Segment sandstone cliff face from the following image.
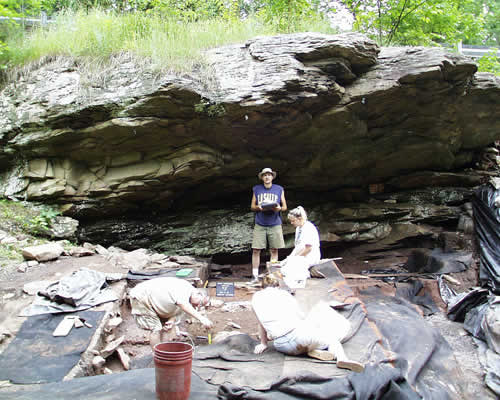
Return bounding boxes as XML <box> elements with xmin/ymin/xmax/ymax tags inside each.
<box><xmin>0</xmin><ymin>32</ymin><xmax>499</xmax><ymax>254</ymax></box>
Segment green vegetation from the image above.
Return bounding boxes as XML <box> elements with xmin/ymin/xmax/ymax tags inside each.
<box><xmin>0</xmin><ymin>199</ymin><xmax>63</xmax><ymax>267</ymax></box>
<box><xmin>338</xmin><ymin>0</ymin><xmax>498</xmax><ymax>76</ymax></box>
<box><xmin>194</xmin><ymin>98</ymin><xmax>226</xmax><ymax>117</ymax></box>
<box><xmin>0</xmin><ymin>243</ymin><xmax>23</xmax><ymax>262</ymax></box>
<box><xmin>1</xmin><ymin>3</ymin><xmax>334</xmax><ymax>74</ymax></box>
<box><xmin>342</xmin><ymin>0</ymin><xmax>490</xmax><ymax>46</ymax></box>
<box><xmin>0</xmin><ymin>199</ymin><xmax>60</xmax><ymax>236</ymax></box>
<box><xmin>8</xmin><ymin>11</ymin><xmax>246</xmax><ymax>69</ymax></box>
<box><xmin>478</xmin><ymin>49</ymin><xmax>500</xmax><ymax>75</ymax></box>
<box><xmin>0</xmin><ymin>1</ymin><xmax>499</xmax><ymax>76</ymax></box>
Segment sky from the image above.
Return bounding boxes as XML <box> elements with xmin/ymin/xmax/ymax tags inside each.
<box><xmin>324</xmin><ymin>1</ymin><xmax>355</xmax><ymax>32</ymax></box>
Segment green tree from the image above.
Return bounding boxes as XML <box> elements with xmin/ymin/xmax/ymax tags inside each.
<box><xmin>340</xmin><ymin>0</ymin><xmax>486</xmax><ymax>46</ymax></box>
<box><xmin>149</xmin><ymin>0</ymin><xmax>225</xmax><ymax>21</ymax></box>
<box><xmin>477</xmin><ymin>49</ymin><xmax>500</xmax><ymax>75</ymax></box>
<box><xmin>0</xmin><ymin>1</ymin><xmax>36</xmax><ymax>69</ymax></box>
<box><xmin>482</xmin><ymin>0</ymin><xmax>499</xmax><ymax>46</ymax></box>
<box><xmin>0</xmin><ymin>0</ymin><xmax>45</xmax><ymax>16</ymax></box>
<box><xmin>254</xmin><ymin>0</ymin><xmax>319</xmax><ymax>33</ymax></box>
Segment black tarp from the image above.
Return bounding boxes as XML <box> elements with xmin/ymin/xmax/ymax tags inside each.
<box><xmin>0</xmin><ymin>259</ymin><xmax>470</xmax><ymax>399</ymax></box>
<box><xmin>403</xmin><ymin>248</ymin><xmax>472</xmax><ymax>274</ymax></box>
<box><xmin>360</xmin><ymin>288</ymin><xmax>466</xmax><ymax>399</ymax></box>
<box><xmin>205</xmin><ymin>261</ymin><xmax>466</xmax><ymax>400</ymax></box>
<box><xmin>0</xmin><ymin>311</ymin><xmax>104</xmax><ymax>384</ymax></box>
<box><xmin>395</xmin><ymin>279</ymin><xmax>440</xmax><ymax>316</ymax></box>
<box><xmin>212</xmin><ymin>286</ymin><xmax>467</xmax><ymax>400</ymax></box>
<box><xmin>0</xmin><ymin>368</ymin><xmax>218</xmax><ymax>400</ymax></box>
<box><xmin>472</xmin><ymin>182</ymin><xmax>500</xmax><ymax>293</ymax></box>
<box><xmin>446</xmin><ymin>287</ymin><xmax>490</xmax><ymax>322</ymax></box>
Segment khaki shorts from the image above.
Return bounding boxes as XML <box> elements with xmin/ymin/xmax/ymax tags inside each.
<box><xmin>252</xmin><ymin>224</ymin><xmax>285</xmax><ymax>249</ymax></box>
<box><xmin>130</xmin><ymin>296</ymin><xmax>179</xmax><ymax>332</ymax></box>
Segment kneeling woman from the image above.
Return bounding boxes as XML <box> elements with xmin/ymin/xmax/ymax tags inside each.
<box><xmin>281</xmin><ymin>206</ymin><xmax>321</xmax><ymax>287</ymax></box>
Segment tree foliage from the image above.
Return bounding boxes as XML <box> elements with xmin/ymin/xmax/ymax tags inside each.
<box><xmin>0</xmin><ymin>0</ymin><xmax>498</xmax><ymax>75</ymax></box>
<box><xmin>478</xmin><ymin>49</ymin><xmax>500</xmax><ymax>75</ymax></box>
<box><xmin>340</xmin><ymin>0</ymin><xmax>487</xmax><ymax>46</ymax></box>
<box><xmin>253</xmin><ymin>0</ymin><xmax>319</xmax><ymax>33</ymax></box>
<box><xmin>483</xmin><ymin>0</ymin><xmax>499</xmax><ymax>46</ymax></box>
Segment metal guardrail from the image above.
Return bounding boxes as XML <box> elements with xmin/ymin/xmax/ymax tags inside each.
<box><xmin>0</xmin><ymin>13</ymin><xmax>54</xmax><ymax>26</ymax></box>
<box><xmin>458</xmin><ymin>41</ymin><xmax>500</xmax><ymax>60</ymax></box>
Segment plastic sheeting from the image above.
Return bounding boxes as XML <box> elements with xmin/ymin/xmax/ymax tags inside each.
<box><xmin>472</xmin><ymin>182</ymin><xmax>500</xmax><ymax>293</ymax></box>
<box><xmin>219</xmin><ymin>364</ymin><xmax>421</xmax><ymax>400</ymax></box>
<box><xmin>476</xmin><ymin>337</ymin><xmax>500</xmax><ymax>396</ymax></box>
<box><xmin>446</xmin><ymin>287</ymin><xmax>490</xmax><ymax>322</ymax></box>
<box><xmin>213</xmin><ymin>288</ymin><xmax>466</xmax><ymax>400</ymax></box>
<box><xmin>0</xmin><ymin>311</ymin><xmax>104</xmax><ymax>384</ymax></box>
<box><xmin>204</xmin><ymin>260</ymin><xmax>466</xmax><ymax>400</ymax></box>
<box><xmin>403</xmin><ymin>248</ymin><xmax>472</xmax><ymax>274</ymax></box>
<box><xmin>20</xmin><ymin>268</ymin><xmax>118</xmax><ymax>316</ymax></box>
<box><xmin>0</xmin><ymin>368</ymin><xmax>217</xmax><ymax>400</ymax></box>
<box><xmin>395</xmin><ymin>279</ymin><xmax>440</xmax><ymax>316</ymax></box>
<box><xmin>440</xmin><ymin>279</ymin><xmax>500</xmax><ymax>397</ymax></box>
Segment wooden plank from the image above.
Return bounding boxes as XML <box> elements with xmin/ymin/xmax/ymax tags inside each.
<box><xmin>344</xmin><ymin>274</ymin><xmax>369</xmax><ymax>280</ymax></box>
<box><xmin>74</xmin><ymin>318</ymin><xmax>84</xmax><ymax>328</ymax></box>
<box><xmin>442</xmin><ymin>275</ymin><xmax>461</xmax><ymax>285</ymax></box>
<box><xmin>365</xmin><ymin>272</ymin><xmax>434</xmax><ymax>278</ymax></box>
<box><xmin>344</xmin><ymin>272</ymin><xmax>438</xmax><ymax>279</ymax></box>
<box><xmin>116</xmin><ymin>348</ymin><xmax>130</xmax><ymax>371</ymax></box>
<box><xmin>53</xmin><ymin>316</ymin><xmax>74</xmax><ymax>337</ymax></box>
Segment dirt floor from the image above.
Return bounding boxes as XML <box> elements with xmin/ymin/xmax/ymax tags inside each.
<box><xmin>0</xmin><ymin>236</ymin><xmax>496</xmax><ymax>399</ymax></box>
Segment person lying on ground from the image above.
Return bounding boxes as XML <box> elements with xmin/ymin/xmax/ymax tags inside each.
<box><xmin>251</xmin><ymin>273</ymin><xmax>364</xmax><ymax>372</ymax></box>
<box><xmin>279</xmin><ymin>206</ymin><xmax>321</xmax><ymax>287</ymax></box>
<box><xmin>129</xmin><ymin>277</ymin><xmax>213</xmax><ymax>349</ymax></box>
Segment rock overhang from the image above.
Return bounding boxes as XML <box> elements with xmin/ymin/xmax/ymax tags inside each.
<box><xmin>0</xmin><ymin>32</ymin><xmax>498</xmax><ymax>219</ymax></box>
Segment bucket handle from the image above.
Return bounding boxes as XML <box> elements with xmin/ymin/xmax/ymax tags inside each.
<box><xmin>178</xmin><ymin>333</ymin><xmax>196</xmax><ymax>354</ymax></box>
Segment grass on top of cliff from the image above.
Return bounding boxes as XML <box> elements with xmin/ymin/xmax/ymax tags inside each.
<box><xmin>6</xmin><ymin>9</ymin><xmax>336</xmax><ymax>75</ymax></box>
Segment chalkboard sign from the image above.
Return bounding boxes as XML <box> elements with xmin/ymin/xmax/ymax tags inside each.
<box><xmin>216</xmin><ymin>282</ymin><xmax>235</xmax><ymax>297</ymax></box>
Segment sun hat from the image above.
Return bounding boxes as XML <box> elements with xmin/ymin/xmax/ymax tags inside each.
<box><xmin>258</xmin><ymin>167</ymin><xmax>277</xmax><ymax>179</ymax></box>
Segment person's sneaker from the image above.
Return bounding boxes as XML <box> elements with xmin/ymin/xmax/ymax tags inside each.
<box><xmin>307</xmin><ymin>349</ymin><xmax>334</xmax><ymax>361</ymax></box>
<box><xmin>337</xmin><ymin>360</ymin><xmax>365</xmax><ymax>372</ymax></box>
<box><xmin>247</xmin><ymin>277</ymin><xmax>260</xmax><ymax>286</ymax></box>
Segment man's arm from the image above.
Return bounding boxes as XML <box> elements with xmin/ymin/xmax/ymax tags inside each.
<box><xmin>280</xmin><ymin>191</ymin><xmax>287</xmax><ymax>212</ymax></box>
<box><xmin>251</xmin><ymin>193</ymin><xmax>262</xmax><ymax>212</ymax></box>
<box><xmin>178</xmin><ymin>303</ymin><xmax>213</xmax><ymax>329</ymax></box>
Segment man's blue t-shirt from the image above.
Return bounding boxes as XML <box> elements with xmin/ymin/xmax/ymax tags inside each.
<box><xmin>253</xmin><ymin>184</ymin><xmax>283</xmax><ymax>227</ymax></box>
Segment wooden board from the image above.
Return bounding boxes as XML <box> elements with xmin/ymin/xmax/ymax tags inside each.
<box><xmin>52</xmin><ymin>316</ymin><xmax>74</xmax><ymax>337</ymax></box>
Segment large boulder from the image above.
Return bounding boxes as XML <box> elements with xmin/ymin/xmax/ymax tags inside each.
<box><xmin>22</xmin><ymin>243</ymin><xmax>65</xmax><ymax>262</ymax></box>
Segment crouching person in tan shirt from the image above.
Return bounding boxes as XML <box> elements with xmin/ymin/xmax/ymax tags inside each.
<box><xmin>129</xmin><ymin>277</ymin><xmax>213</xmax><ymax>349</ymax></box>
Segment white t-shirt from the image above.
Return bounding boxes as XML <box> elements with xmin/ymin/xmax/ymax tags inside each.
<box><xmin>291</xmin><ymin>220</ymin><xmax>321</xmax><ymax>266</ymax></box>
<box><xmin>252</xmin><ymin>287</ymin><xmax>303</xmax><ymax>339</ymax></box>
<box><xmin>130</xmin><ymin>277</ymin><xmax>194</xmax><ymax>318</ymax></box>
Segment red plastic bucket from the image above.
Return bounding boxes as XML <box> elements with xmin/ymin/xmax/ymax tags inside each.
<box><xmin>153</xmin><ymin>342</ymin><xmax>193</xmax><ymax>400</ymax></box>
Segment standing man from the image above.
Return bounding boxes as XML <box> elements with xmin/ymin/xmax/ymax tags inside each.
<box><xmin>250</xmin><ymin>167</ymin><xmax>287</xmax><ymax>282</ymax></box>
<box><xmin>129</xmin><ymin>277</ymin><xmax>213</xmax><ymax>349</ymax></box>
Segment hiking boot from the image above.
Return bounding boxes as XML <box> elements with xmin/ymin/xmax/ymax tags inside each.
<box><xmin>307</xmin><ymin>349</ymin><xmax>334</xmax><ymax>361</ymax></box>
<box><xmin>337</xmin><ymin>359</ymin><xmax>365</xmax><ymax>373</ymax></box>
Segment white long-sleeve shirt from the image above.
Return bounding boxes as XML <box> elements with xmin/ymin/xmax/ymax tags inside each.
<box><xmin>290</xmin><ymin>220</ymin><xmax>321</xmax><ymax>266</ymax></box>
<box><xmin>252</xmin><ymin>287</ymin><xmax>303</xmax><ymax>339</ymax></box>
